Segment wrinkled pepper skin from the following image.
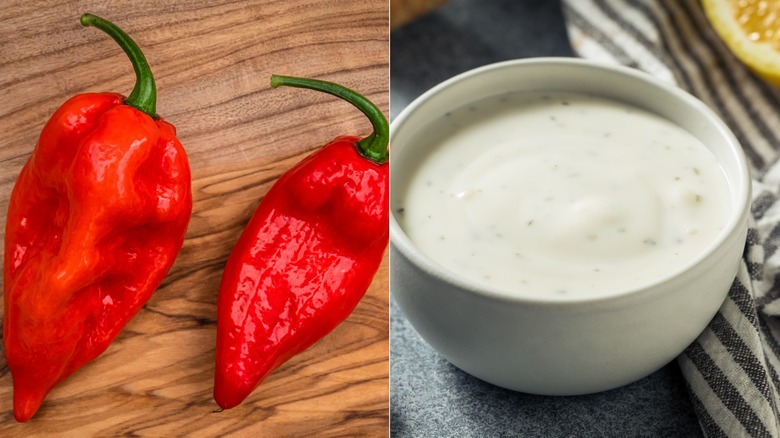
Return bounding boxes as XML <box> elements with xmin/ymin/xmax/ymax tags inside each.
<box><xmin>214</xmin><ymin>76</ymin><xmax>389</xmax><ymax>410</ymax></box>
<box><xmin>3</xmin><ymin>15</ymin><xmax>192</xmax><ymax>422</ymax></box>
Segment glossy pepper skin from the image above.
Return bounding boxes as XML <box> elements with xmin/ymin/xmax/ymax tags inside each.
<box><xmin>213</xmin><ymin>76</ymin><xmax>389</xmax><ymax>409</ymax></box>
<box><xmin>3</xmin><ymin>14</ymin><xmax>191</xmax><ymax>422</ymax></box>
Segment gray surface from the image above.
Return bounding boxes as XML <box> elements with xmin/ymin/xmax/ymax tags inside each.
<box><xmin>389</xmin><ymin>0</ymin><xmax>703</xmax><ymax>436</ymax></box>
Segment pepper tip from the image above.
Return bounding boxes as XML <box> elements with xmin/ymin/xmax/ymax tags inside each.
<box><xmin>13</xmin><ymin>389</ymin><xmax>45</xmax><ymax>423</ymax></box>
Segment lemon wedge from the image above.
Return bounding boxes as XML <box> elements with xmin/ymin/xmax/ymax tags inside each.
<box><xmin>702</xmin><ymin>0</ymin><xmax>780</xmax><ymax>86</ymax></box>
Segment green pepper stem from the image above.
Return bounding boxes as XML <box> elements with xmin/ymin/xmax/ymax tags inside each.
<box><xmin>80</xmin><ymin>13</ymin><xmax>157</xmax><ymax>118</ymax></box>
<box><xmin>270</xmin><ymin>75</ymin><xmax>389</xmax><ymax>164</ymax></box>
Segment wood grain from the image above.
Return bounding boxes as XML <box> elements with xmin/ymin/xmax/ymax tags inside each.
<box><xmin>0</xmin><ymin>1</ymin><xmax>389</xmax><ymax>435</ymax></box>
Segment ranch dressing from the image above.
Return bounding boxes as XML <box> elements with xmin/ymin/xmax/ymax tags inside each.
<box><xmin>395</xmin><ymin>92</ymin><xmax>732</xmax><ymax>298</ymax></box>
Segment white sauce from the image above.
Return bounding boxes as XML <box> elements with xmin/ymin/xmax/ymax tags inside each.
<box><xmin>396</xmin><ymin>92</ymin><xmax>732</xmax><ymax>298</ymax></box>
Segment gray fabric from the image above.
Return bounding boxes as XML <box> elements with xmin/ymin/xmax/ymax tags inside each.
<box><xmin>562</xmin><ymin>0</ymin><xmax>780</xmax><ymax>436</ymax></box>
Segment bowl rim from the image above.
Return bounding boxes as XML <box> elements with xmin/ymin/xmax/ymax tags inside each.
<box><xmin>389</xmin><ymin>57</ymin><xmax>752</xmax><ymax>306</ymax></box>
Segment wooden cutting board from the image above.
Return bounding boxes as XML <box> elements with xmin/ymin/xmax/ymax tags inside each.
<box><xmin>0</xmin><ymin>1</ymin><xmax>389</xmax><ymax>435</ymax></box>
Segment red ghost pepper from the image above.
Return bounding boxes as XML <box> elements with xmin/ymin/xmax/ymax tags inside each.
<box><xmin>3</xmin><ymin>14</ymin><xmax>191</xmax><ymax>422</ymax></box>
<box><xmin>213</xmin><ymin>75</ymin><xmax>388</xmax><ymax>409</ymax></box>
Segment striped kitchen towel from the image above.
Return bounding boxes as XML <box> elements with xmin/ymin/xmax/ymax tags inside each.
<box><xmin>562</xmin><ymin>0</ymin><xmax>780</xmax><ymax>436</ymax></box>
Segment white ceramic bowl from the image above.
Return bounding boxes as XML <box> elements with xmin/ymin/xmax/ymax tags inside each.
<box><xmin>390</xmin><ymin>58</ymin><xmax>751</xmax><ymax>395</ymax></box>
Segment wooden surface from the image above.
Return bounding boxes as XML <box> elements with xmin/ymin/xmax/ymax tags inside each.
<box><xmin>0</xmin><ymin>1</ymin><xmax>388</xmax><ymax>436</ymax></box>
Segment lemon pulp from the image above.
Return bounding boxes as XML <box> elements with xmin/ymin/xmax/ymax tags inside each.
<box><xmin>703</xmin><ymin>0</ymin><xmax>780</xmax><ymax>86</ymax></box>
<box><xmin>734</xmin><ymin>0</ymin><xmax>780</xmax><ymax>49</ymax></box>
